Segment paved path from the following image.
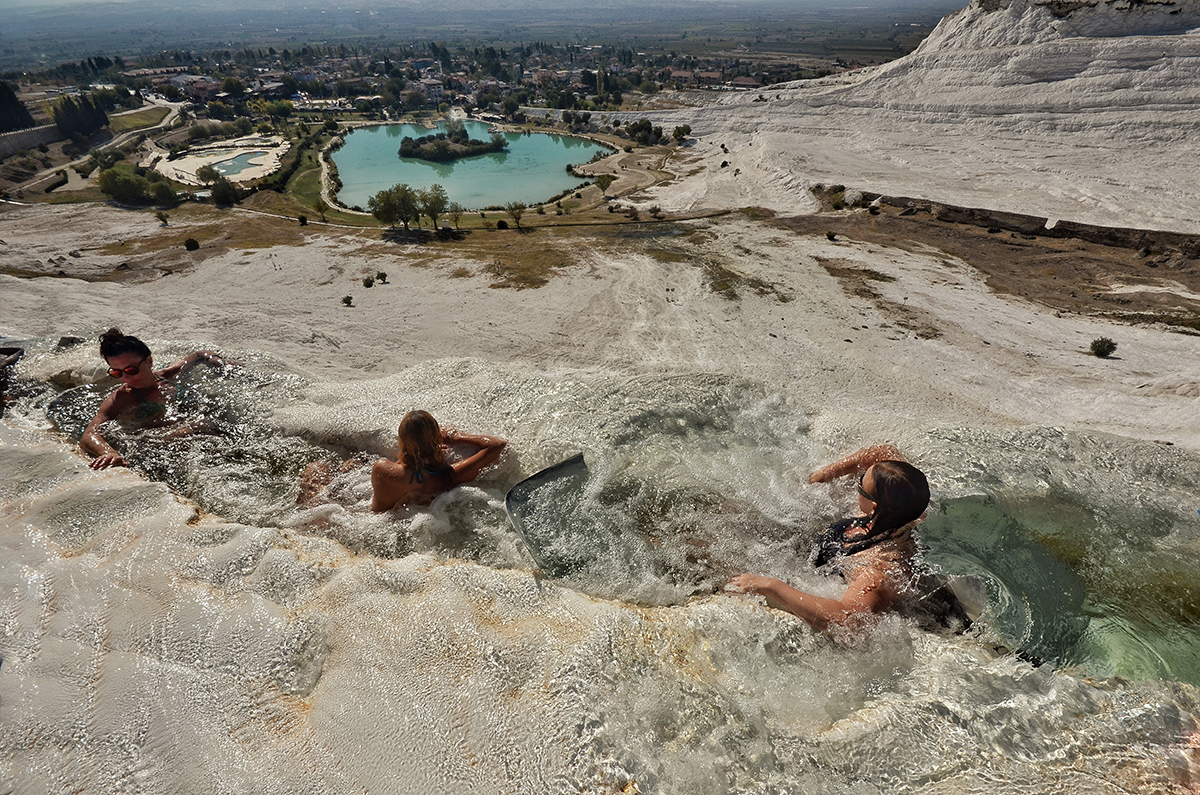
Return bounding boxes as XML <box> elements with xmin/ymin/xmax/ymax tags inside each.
<box><xmin>20</xmin><ymin>100</ymin><xmax>184</xmax><ymax>192</ymax></box>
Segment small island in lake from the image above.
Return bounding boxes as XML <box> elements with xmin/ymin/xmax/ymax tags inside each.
<box><xmin>399</xmin><ymin>119</ymin><xmax>508</xmax><ymax>162</ymax></box>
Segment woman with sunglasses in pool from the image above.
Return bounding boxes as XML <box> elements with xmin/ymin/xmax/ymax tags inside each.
<box><xmin>726</xmin><ymin>444</ymin><xmax>937</xmax><ymax>631</ymax></box>
<box><xmin>81</xmin><ymin>328</ymin><xmax>235</xmax><ymax>470</ymax></box>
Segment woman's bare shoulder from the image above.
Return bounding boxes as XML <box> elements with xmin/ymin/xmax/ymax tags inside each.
<box><xmin>100</xmin><ymin>385</ymin><xmax>140</xmax><ymax>416</ymax></box>
<box><xmin>372</xmin><ymin>458</ymin><xmax>405</xmax><ymax>479</ymax></box>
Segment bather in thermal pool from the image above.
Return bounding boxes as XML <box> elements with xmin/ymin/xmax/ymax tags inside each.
<box><xmin>2</xmin><ymin>336</ymin><xmax>1198</xmax><ymax>793</ymax></box>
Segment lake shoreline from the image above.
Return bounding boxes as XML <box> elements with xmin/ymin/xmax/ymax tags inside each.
<box><xmin>328</xmin><ymin>118</ymin><xmax>613</xmax><ymax>211</ymax></box>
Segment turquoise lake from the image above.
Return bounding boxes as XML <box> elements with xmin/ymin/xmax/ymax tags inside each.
<box><xmin>213</xmin><ymin>151</ymin><xmax>267</xmax><ymax>176</ymax></box>
<box><xmin>332</xmin><ymin>120</ymin><xmax>611</xmax><ymax>210</ymax></box>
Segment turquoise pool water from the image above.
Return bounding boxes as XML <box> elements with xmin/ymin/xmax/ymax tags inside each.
<box><xmin>211</xmin><ymin>151</ymin><xmax>268</xmax><ymax>176</ymax></box>
<box><xmin>332</xmin><ymin>120</ymin><xmax>610</xmax><ymax>210</ymax></box>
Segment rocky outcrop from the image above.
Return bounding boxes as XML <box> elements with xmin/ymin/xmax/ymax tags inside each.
<box><xmin>915</xmin><ymin>0</ymin><xmax>1200</xmax><ymax>50</ymax></box>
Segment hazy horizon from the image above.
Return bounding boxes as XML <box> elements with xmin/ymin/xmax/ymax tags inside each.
<box><xmin>2</xmin><ymin>0</ymin><xmax>965</xmax><ymax>74</ymax></box>
<box><xmin>0</xmin><ymin>0</ymin><xmax>964</xmax><ymax>8</ymax></box>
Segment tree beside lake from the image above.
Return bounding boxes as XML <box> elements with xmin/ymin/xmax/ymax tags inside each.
<box><xmin>369</xmin><ymin>183</ymin><xmax>421</xmax><ymax>230</ymax></box>
<box><xmin>420</xmin><ymin>185</ymin><xmax>449</xmax><ymax>229</ymax></box>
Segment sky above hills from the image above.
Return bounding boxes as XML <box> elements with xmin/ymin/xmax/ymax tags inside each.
<box><xmin>1</xmin><ymin>0</ymin><xmax>962</xmax><ymax>8</ymax></box>
<box><xmin>1</xmin><ymin>0</ymin><xmax>966</xmax><ymax>24</ymax></box>
<box><xmin>2</xmin><ymin>0</ymin><xmax>965</xmax><ymax>73</ymax></box>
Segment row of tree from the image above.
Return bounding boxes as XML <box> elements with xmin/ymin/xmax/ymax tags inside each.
<box><xmin>194</xmin><ymin>165</ymin><xmax>243</xmax><ymax>205</ymax></box>
<box><xmin>52</xmin><ymin>94</ymin><xmax>108</xmax><ymax>138</ymax></box>
<box><xmin>0</xmin><ymin>81</ymin><xmax>35</xmax><ymax>132</ymax></box>
<box><xmin>368</xmin><ymin>183</ymin><xmax>462</xmax><ymax>231</ymax></box>
<box><xmin>97</xmin><ymin>167</ymin><xmax>177</xmax><ymax>206</ymax></box>
<box><xmin>398</xmin><ymin>130</ymin><xmax>506</xmax><ymax>162</ymax></box>
<box><xmin>96</xmin><ymin>162</ymin><xmax>241</xmax><ymax>207</ymax></box>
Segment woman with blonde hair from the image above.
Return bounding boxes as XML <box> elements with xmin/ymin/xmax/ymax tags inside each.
<box><xmin>300</xmin><ymin>410</ymin><xmax>506</xmax><ymax>512</ymax></box>
<box><xmin>369</xmin><ymin>410</ymin><xmax>506</xmax><ymax>511</ymax></box>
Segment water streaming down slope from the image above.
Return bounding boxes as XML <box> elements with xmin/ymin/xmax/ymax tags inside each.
<box><xmin>2</xmin><ymin>339</ymin><xmax>1199</xmax><ymax>793</ymax></box>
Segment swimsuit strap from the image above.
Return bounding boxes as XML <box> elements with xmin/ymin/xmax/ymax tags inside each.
<box><xmin>839</xmin><ymin>521</ymin><xmax>910</xmax><ymax>557</ymax></box>
<box><xmin>409</xmin><ymin>466</ymin><xmax>445</xmax><ymax>485</ymax></box>
<box><xmin>812</xmin><ymin>516</ymin><xmax>910</xmax><ymax>568</ymax></box>
<box><xmin>129</xmin><ymin>375</ymin><xmax>167</xmax><ymax>393</ymax></box>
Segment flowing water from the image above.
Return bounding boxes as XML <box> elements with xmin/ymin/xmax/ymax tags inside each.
<box><xmin>332</xmin><ymin>120</ymin><xmax>610</xmax><ymax>210</ymax></box>
<box><xmin>2</xmin><ymin>336</ymin><xmax>1199</xmax><ymax>793</ymax></box>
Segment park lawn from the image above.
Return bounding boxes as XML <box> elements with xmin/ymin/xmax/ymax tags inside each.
<box><xmin>109</xmin><ymin>106</ymin><xmax>171</xmax><ymax>134</ymax></box>
<box><xmin>241</xmin><ymin>188</ymin><xmax>373</xmax><ymax>227</ymax></box>
<box><xmin>41</xmin><ymin>185</ymin><xmax>109</xmax><ymax>204</ymax></box>
<box><xmin>287</xmin><ymin>151</ymin><xmax>323</xmax><ymax>204</ymax></box>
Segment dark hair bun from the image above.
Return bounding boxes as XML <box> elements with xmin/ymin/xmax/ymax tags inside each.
<box><xmin>98</xmin><ymin>328</ymin><xmax>151</xmax><ymax>360</ymax></box>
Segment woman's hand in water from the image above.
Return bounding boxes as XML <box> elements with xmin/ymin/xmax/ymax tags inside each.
<box><xmin>202</xmin><ymin>351</ymin><xmax>241</xmax><ymax>368</ymax></box>
<box><xmin>162</xmin><ymin>350</ymin><xmax>241</xmax><ymax>379</ymax></box>
<box><xmin>724</xmin><ymin>573</ymin><xmax>776</xmax><ymax>595</ymax></box>
<box><xmin>808</xmin><ymin>464</ymin><xmax>836</xmax><ymax>484</ymax></box>
<box><xmin>89</xmin><ymin>451</ymin><xmax>128</xmax><ymax>469</ymax></box>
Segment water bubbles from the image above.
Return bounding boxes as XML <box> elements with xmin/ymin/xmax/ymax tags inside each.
<box><xmin>8</xmin><ymin>340</ymin><xmax>1200</xmax><ymax>792</ymax></box>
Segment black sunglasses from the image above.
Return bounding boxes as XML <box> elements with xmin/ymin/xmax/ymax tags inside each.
<box><xmin>856</xmin><ymin>469</ymin><xmax>876</xmax><ymax>502</ymax></box>
<box><xmin>107</xmin><ymin>357</ymin><xmax>147</xmax><ymax>378</ymax></box>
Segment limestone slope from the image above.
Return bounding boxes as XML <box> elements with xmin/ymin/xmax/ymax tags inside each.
<box><xmin>646</xmin><ymin>0</ymin><xmax>1200</xmax><ymax>233</ymax></box>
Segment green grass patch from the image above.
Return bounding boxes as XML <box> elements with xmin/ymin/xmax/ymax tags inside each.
<box><xmin>39</xmin><ymin>185</ymin><xmax>108</xmax><ymax>204</ymax></box>
<box><xmin>647</xmin><ymin>248</ymin><xmax>689</xmax><ymax>263</ymax></box>
<box><xmin>737</xmin><ymin>207</ymin><xmax>777</xmax><ymax>220</ymax></box>
<box><xmin>288</xmin><ymin>155</ymin><xmax>323</xmax><ymax>204</ymax></box>
<box><xmin>700</xmin><ymin>259</ymin><xmax>787</xmax><ymax>301</ymax></box>
<box><xmin>240</xmin><ymin>189</ymin><xmax>372</xmax><ymax>227</ymax></box>
<box><xmin>94</xmin><ymin>204</ymin><xmax>327</xmax><ymax>256</ymax></box>
<box><xmin>109</xmin><ymin>106</ymin><xmax>170</xmax><ymax>134</ymax></box>
<box><xmin>859</xmin><ymin>268</ymin><xmax>897</xmax><ymax>283</ymax></box>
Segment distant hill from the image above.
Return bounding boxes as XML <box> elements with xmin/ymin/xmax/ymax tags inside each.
<box><xmin>2</xmin><ymin>0</ymin><xmax>964</xmax><ymax>69</ymax></box>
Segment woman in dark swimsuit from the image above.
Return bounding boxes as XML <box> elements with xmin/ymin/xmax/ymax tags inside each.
<box><xmin>81</xmin><ymin>328</ymin><xmax>233</xmax><ymax>469</ymax></box>
<box><xmin>726</xmin><ymin>444</ymin><xmax>937</xmax><ymax>631</ymax></box>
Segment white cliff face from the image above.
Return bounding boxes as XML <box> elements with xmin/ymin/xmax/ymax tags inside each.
<box><xmin>647</xmin><ymin>0</ymin><xmax>1200</xmax><ymax>232</ymax></box>
<box><xmin>915</xmin><ymin>0</ymin><xmax>1200</xmax><ymax>50</ymax></box>
<box><xmin>846</xmin><ymin>0</ymin><xmax>1200</xmax><ymax>116</ymax></box>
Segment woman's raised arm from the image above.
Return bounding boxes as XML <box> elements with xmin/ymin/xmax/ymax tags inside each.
<box><xmin>446</xmin><ymin>432</ymin><xmax>507</xmax><ymax>486</ymax></box>
<box><xmin>808</xmin><ymin>443</ymin><xmax>904</xmax><ymax>484</ymax></box>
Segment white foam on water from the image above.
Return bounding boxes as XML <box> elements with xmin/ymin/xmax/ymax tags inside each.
<box><xmin>3</xmin><ymin>348</ymin><xmax>1200</xmax><ymax>793</ymax></box>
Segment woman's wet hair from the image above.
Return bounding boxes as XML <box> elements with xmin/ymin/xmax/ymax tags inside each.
<box><xmin>99</xmin><ymin>328</ymin><xmax>151</xmax><ymax>361</ymax></box>
<box><xmin>398</xmin><ymin>410</ymin><xmax>446</xmax><ymax>472</ymax></box>
<box><xmin>868</xmin><ymin>460</ymin><xmax>930</xmax><ymax>533</ymax></box>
